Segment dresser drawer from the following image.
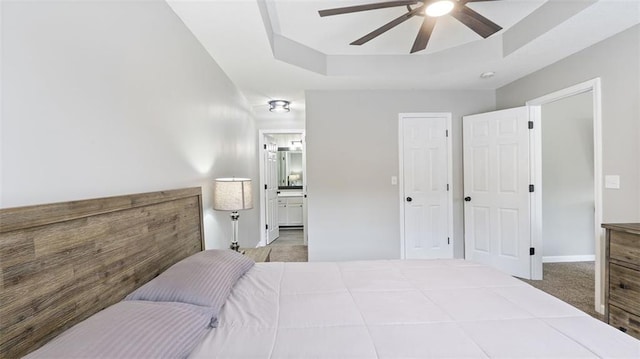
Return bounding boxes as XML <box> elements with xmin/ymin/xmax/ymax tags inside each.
<box><xmin>609</xmin><ymin>305</ymin><xmax>640</xmax><ymax>339</ymax></box>
<box><xmin>609</xmin><ymin>263</ymin><xmax>640</xmax><ymax>314</ymax></box>
<box><xmin>610</xmin><ymin>230</ymin><xmax>640</xmax><ymax>264</ymax></box>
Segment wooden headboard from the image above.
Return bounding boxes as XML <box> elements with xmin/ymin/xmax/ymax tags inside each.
<box><xmin>0</xmin><ymin>187</ymin><xmax>205</xmax><ymax>358</ymax></box>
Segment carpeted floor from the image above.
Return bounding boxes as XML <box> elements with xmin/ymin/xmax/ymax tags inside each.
<box><xmin>519</xmin><ymin>261</ymin><xmax>602</xmax><ymax>321</ymax></box>
<box><xmin>270</xmin><ymin>245</ymin><xmax>308</xmax><ymax>262</ymax></box>
<box><xmin>267</xmin><ymin>228</ymin><xmax>308</xmax><ymax>262</ymax></box>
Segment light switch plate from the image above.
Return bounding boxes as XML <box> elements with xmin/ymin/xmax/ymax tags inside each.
<box><xmin>391</xmin><ymin>176</ymin><xmax>398</xmax><ymax>185</ymax></box>
<box><xmin>604</xmin><ymin>175</ymin><xmax>620</xmax><ymax>189</ymax></box>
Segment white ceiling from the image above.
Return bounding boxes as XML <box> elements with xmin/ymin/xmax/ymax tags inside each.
<box><xmin>167</xmin><ymin>0</ymin><xmax>640</xmax><ymax>111</ymax></box>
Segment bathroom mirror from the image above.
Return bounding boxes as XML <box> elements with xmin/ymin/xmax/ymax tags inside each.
<box><xmin>278</xmin><ymin>149</ymin><xmax>303</xmax><ymax>189</ymax></box>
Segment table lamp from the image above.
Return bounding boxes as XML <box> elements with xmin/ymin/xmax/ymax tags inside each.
<box><xmin>213</xmin><ymin>178</ymin><xmax>252</xmax><ymax>252</ymax></box>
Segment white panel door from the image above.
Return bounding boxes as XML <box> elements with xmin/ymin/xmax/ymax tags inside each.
<box><xmin>463</xmin><ymin>107</ymin><xmax>531</xmax><ymax>279</ymax></box>
<box><xmin>265</xmin><ymin>136</ymin><xmax>279</xmax><ymax>244</ymax></box>
<box><xmin>401</xmin><ymin>114</ymin><xmax>452</xmax><ymax>259</ymax></box>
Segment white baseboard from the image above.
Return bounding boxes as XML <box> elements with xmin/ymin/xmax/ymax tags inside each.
<box><xmin>542</xmin><ymin>255</ymin><xmax>595</xmax><ymax>263</ymax></box>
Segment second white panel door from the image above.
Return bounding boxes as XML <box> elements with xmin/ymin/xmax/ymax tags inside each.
<box><xmin>463</xmin><ymin>107</ymin><xmax>531</xmax><ymax>279</ymax></box>
<box><xmin>401</xmin><ymin>114</ymin><xmax>452</xmax><ymax>259</ymax></box>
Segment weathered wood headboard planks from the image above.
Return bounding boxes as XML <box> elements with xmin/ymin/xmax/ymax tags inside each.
<box><xmin>0</xmin><ymin>188</ymin><xmax>205</xmax><ymax>358</ymax></box>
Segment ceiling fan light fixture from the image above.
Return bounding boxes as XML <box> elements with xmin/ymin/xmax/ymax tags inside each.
<box><xmin>425</xmin><ymin>0</ymin><xmax>454</xmax><ymax>17</ymax></box>
<box><xmin>268</xmin><ymin>100</ymin><xmax>290</xmax><ymax>113</ymax></box>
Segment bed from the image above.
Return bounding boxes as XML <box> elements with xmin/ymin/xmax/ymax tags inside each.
<box><xmin>191</xmin><ymin>260</ymin><xmax>640</xmax><ymax>358</ymax></box>
<box><xmin>1</xmin><ymin>188</ymin><xmax>639</xmax><ymax>358</ymax></box>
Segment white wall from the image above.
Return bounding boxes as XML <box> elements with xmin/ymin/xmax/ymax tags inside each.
<box><xmin>541</xmin><ymin>92</ymin><xmax>595</xmax><ymax>259</ymax></box>
<box><xmin>271</xmin><ymin>134</ymin><xmax>303</xmax><ymax>148</ymax></box>
<box><xmin>497</xmin><ymin>25</ymin><xmax>640</xmax><ymax>224</ymax></box>
<box><xmin>1</xmin><ymin>1</ymin><xmax>261</xmax><ymax>249</ymax></box>
<box><xmin>306</xmin><ymin>89</ymin><xmax>495</xmax><ymax>261</ymax></box>
<box><xmin>254</xmin><ymin>105</ymin><xmax>305</xmax><ymax>131</ymax></box>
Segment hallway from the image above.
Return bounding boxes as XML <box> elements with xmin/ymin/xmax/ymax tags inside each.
<box><xmin>266</xmin><ymin>228</ymin><xmax>307</xmax><ymax>262</ymax></box>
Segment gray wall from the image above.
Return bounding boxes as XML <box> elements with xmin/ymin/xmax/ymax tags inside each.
<box><xmin>254</xmin><ymin>105</ymin><xmax>305</xmax><ymax>131</ymax></box>
<box><xmin>306</xmin><ymin>90</ymin><xmax>495</xmax><ymax>261</ymax></box>
<box><xmin>541</xmin><ymin>92</ymin><xmax>595</xmax><ymax>259</ymax></box>
<box><xmin>1</xmin><ymin>1</ymin><xmax>261</xmax><ymax>249</ymax></box>
<box><xmin>497</xmin><ymin>24</ymin><xmax>640</xmax><ymax>224</ymax></box>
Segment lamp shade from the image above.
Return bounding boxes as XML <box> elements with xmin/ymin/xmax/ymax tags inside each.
<box><xmin>213</xmin><ymin>178</ymin><xmax>253</xmax><ymax>211</ymax></box>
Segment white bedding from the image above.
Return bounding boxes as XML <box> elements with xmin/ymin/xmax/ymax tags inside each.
<box><xmin>190</xmin><ymin>259</ymin><xmax>640</xmax><ymax>358</ymax></box>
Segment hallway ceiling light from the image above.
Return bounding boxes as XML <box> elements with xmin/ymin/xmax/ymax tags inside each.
<box><xmin>268</xmin><ymin>100</ymin><xmax>290</xmax><ymax>112</ymax></box>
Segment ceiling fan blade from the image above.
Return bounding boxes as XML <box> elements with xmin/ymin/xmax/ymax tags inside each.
<box><xmin>410</xmin><ymin>16</ymin><xmax>436</xmax><ymax>53</ymax></box>
<box><xmin>319</xmin><ymin>0</ymin><xmax>418</xmax><ymax>17</ymax></box>
<box><xmin>351</xmin><ymin>6</ymin><xmax>424</xmax><ymax>46</ymax></box>
<box><xmin>451</xmin><ymin>5</ymin><xmax>502</xmax><ymax>38</ymax></box>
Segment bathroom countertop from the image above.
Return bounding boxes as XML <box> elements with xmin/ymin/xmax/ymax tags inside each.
<box><xmin>278</xmin><ymin>192</ymin><xmax>303</xmax><ymax>198</ymax></box>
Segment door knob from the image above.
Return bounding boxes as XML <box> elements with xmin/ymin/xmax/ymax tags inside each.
<box><xmin>406</xmin><ymin>197</ymin><xmax>413</xmax><ymax>202</ymax></box>
<box><xmin>464</xmin><ymin>196</ymin><xmax>471</xmax><ymax>202</ymax></box>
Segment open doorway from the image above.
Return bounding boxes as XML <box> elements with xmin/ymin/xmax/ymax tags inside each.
<box><xmin>527</xmin><ymin>78</ymin><xmax>604</xmax><ymax>314</ymax></box>
<box><xmin>258</xmin><ymin>130</ymin><xmax>306</xmax><ymax>248</ymax></box>
<box><xmin>540</xmin><ymin>91</ymin><xmax>595</xmax><ymax>263</ymax></box>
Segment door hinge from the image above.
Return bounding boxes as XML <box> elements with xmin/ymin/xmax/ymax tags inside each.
<box><xmin>446</xmin><ymin>184</ymin><xmax>450</xmax><ymax>191</ymax></box>
<box><xmin>445</xmin><ymin>129</ymin><xmax>449</xmax><ymax>137</ymax></box>
<box><xmin>529</xmin><ymin>184</ymin><xmax>534</xmax><ymax>193</ymax></box>
<box><xmin>528</xmin><ymin>121</ymin><xmax>534</xmax><ymax>129</ymax></box>
<box><xmin>447</xmin><ymin>237</ymin><xmax>450</xmax><ymax>245</ymax></box>
<box><xmin>529</xmin><ymin>247</ymin><xmax>535</xmax><ymax>256</ymax></box>
<box><xmin>265</xmin><ymin>184</ymin><xmax>268</xmax><ymax>190</ymax></box>
<box><xmin>266</xmin><ymin>224</ymin><xmax>269</xmax><ymax>230</ymax></box>
<box><xmin>263</xmin><ymin>144</ymin><xmax>267</xmax><ymax>149</ymax></box>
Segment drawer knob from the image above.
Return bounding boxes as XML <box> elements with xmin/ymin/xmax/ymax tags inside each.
<box><xmin>619</xmin><ymin>283</ymin><xmax>629</xmax><ymax>289</ymax></box>
<box><xmin>618</xmin><ymin>326</ymin><xmax>628</xmax><ymax>333</ymax></box>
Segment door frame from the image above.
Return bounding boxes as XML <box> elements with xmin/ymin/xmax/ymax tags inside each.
<box><xmin>526</xmin><ymin>78</ymin><xmax>603</xmax><ymax>313</ymax></box>
<box><xmin>398</xmin><ymin>113</ymin><xmax>453</xmax><ymax>259</ymax></box>
<box><xmin>258</xmin><ymin>129</ymin><xmax>306</xmax><ymax>247</ymax></box>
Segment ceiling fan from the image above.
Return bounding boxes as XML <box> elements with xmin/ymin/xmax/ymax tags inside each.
<box><xmin>318</xmin><ymin>0</ymin><xmax>503</xmax><ymax>53</ymax></box>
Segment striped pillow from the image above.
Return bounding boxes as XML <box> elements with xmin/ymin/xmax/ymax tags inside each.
<box><xmin>24</xmin><ymin>301</ymin><xmax>213</xmax><ymax>358</ymax></box>
<box><xmin>125</xmin><ymin>249</ymin><xmax>254</xmax><ymax>321</ymax></box>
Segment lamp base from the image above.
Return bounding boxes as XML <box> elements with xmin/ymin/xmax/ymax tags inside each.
<box><xmin>230</xmin><ymin>242</ymin><xmax>244</xmax><ymax>254</ymax></box>
<box><xmin>229</xmin><ymin>211</ymin><xmax>244</xmax><ymax>253</ymax></box>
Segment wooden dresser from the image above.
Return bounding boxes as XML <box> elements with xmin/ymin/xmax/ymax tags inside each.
<box><xmin>602</xmin><ymin>223</ymin><xmax>640</xmax><ymax>339</ymax></box>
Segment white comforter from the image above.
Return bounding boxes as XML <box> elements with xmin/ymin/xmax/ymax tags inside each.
<box><xmin>190</xmin><ymin>259</ymin><xmax>640</xmax><ymax>358</ymax></box>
